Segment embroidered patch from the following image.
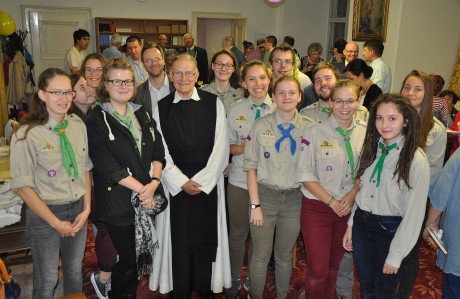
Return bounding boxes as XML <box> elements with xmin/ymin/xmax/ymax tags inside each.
<box><xmin>326</xmin><ymin>165</ymin><xmax>333</xmax><ymax>172</ymax></box>
<box><xmin>320</xmin><ymin>141</ymin><xmax>334</xmax><ymax>148</ymax></box>
<box><xmin>48</xmin><ymin>170</ymin><xmax>57</xmax><ymax>177</ymax></box>
<box><xmin>246</xmin><ymin>135</ymin><xmax>252</xmax><ymax>141</ymax></box>
<box><xmin>44</xmin><ymin>144</ymin><xmax>54</xmax><ymax>150</ymax></box>
<box><xmin>235</xmin><ymin>114</ymin><xmax>248</xmax><ymax>123</ymax></box>
<box><xmin>301</xmin><ymin>137</ymin><xmax>310</xmax><ymax>146</ymax></box>
<box><xmin>264</xmin><ymin>152</ymin><xmax>270</xmax><ymax>158</ymax></box>
<box><xmin>261</xmin><ymin>129</ymin><xmax>275</xmax><ymax>137</ymax></box>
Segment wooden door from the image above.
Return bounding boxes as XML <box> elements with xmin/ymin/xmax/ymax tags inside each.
<box><xmin>22</xmin><ymin>6</ymin><xmax>93</xmax><ymax>76</ymax></box>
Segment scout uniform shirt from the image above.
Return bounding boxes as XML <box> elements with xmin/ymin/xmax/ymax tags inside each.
<box><xmin>244</xmin><ymin>110</ymin><xmax>315</xmax><ymax>190</ymax></box>
<box><xmin>349</xmin><ymin>137</ymin><xmax>430</xmax><ymax>268</ymax></box>
<box><xmin>227</xmin><ymin>95</ymin><xmax>275</xmax><ymax>189</ymax></box>
<box><xmin>426</xmin><ymin>117</ymin><xmax>447</xmax><ymax>182</ymax></box>
<box><xmin>201</xmin><ymin>81</ymin><xmax>245</xmax><ymax>114</ymax></box>
<box><xmin>10</xmin><ymin>114</ymin><xmax>93</xmax><ymax>205</ymax></box>
<box><xmin>300</xmin><ymin>99</ymin><xmax>369</xmax><ymax>124</ymax></box>
<box><xmin>297</xmin><ymin>115</ymin><xmax>366</xmax><ymax>200</ymax></box>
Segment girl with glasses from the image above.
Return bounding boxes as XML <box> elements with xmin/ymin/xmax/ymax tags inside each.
<box><xmin>201</xmin><ymin>49</ymin><xmax>245</xmax><ymax>114</ymax></box>
<box><xmin>297</xmin><ymin>80</ymin><xmax>366</xmax><ymax>299</ymax></box>
<box><xmin>10</xmin><ymin>68</ymin><xmax>93</xmax><ymax>298</ymax></box>
<box><xmin>86</xmin><ymin>58</ymin><xmax>166</xmax><ymax>299</ymax></box>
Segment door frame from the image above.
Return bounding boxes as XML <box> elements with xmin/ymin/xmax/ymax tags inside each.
<box><xmin>191</xmin><ymin>12</ymin><xmax>246</xmax><ymax>47</ymax></box>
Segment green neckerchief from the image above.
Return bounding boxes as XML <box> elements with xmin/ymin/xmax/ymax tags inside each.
<box><xmin>112</xmin><ymin>111</ymin><xmax>141</xmax><ymax>149</ymax></box>
<box><xmin>335</xmin><ymin>127</ymin><xmax>355</xmax><ymax>183</ymax></box>
<box><xmin>252</xmin><ymin>102</ymin><xmax>268</xmax><ymax>120</ymax></box>
<box><xmin>369</xmin><ymin>142</ymin><xmax>397</xmax><ymax>187</ymax></box>
<box><xmin>53</xmin><ymin>119</ymin><xmax>79</xmax><ymax>179</ymax></box>
<box><xmin>322</xmin><ymin>106</ymin><xmax>332</xmax><ymax>115</ymax></box>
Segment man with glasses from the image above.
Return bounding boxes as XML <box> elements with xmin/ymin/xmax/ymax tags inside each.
<box><xmin>135</xmin><ymin>43</ymin><xmax>174</xmax><ymax>119</ymax></box>
<box><xmin>344</xmin><ymin>41</ymin><xmax>360</xmax><ymax>68</ymax></box>
<box><xmin>155</xmin><ymin>53</ymin><xmax>230</xmax><ymax>297</ymax></box>
<box><xmin>269</xmin><ymin>46</ymin><xmax>312</xmax><ymax>92</ymax></box>
<box><xmin>64</xmin><ymin>29</ymin><xmax>90</xmax><ymax>74</ymax></box>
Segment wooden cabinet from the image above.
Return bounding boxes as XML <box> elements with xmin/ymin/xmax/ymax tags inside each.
<box><xmin>94</xmin><ymin>17</ymin><xmax>188</xmax><ymax>53</ymax></box>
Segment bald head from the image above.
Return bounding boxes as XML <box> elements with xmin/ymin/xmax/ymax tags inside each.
<box><xmin>344</xmin><ymin>42</ymin><xmax>359</xmax><ymax>63</ymax></box>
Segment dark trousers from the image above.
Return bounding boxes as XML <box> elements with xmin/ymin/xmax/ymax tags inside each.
<box><xmin>94</xmin><ymin>221</ymin><xmax>118</xmax><ymax>272</ymax></box>
<box><xmin>352</xmin><ymin>208</ymin><xmax>405</xmax><ymax>299</ymax></box>
<box><xmin>443</xmin><ymin>273</ymin><xmax>460</xmax><ymax>299</ymax></box>
<box><xmin>105</xmin><ymin>223</ymin><xmax>137</xmax><ymax>298</ymax></box>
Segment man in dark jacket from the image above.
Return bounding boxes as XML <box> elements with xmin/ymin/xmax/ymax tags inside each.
<box><xmin>178</xmin><ymin>33</ymin><xmax>209</xmax><ymax>85</ymax></box>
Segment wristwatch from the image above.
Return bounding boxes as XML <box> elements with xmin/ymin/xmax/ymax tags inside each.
<box><xmin>250</xmin><ymin>203</ymin><xmax>261</xmax><ymax>209</ymax></box>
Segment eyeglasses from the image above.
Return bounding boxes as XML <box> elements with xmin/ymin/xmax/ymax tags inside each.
<box><xmin>214</xmin><ymin>62</ymin><xmax>234</xmax><ymax>70</ymax></box>
<box><xmin>45</xmin><ymin>90</ymin><xmax>76</xmax><ymax>97</ymax></box>
<box><xmin>85</xmin><ymin>68</ymin><xmax>103</xmax><ymax>74</ymax></box>
<box><xmin>332</xmin><ymin>99</ymin><xmax>357</xmax><ymax>106</ymax></box>
<box><xmin>272</xmin><ymin>59</ymin><xmax>293</xmax><ymax>65</ymax></box>
<box><xmin>144</xmin><ymin>57</ymin><xmax>163</xmax><ymax>64</ymax></box>
<box><xmin>172</xmin><ymin>71</ymin><xmax>196</xmax><ymax>79</ymax></box>
<box><xmin>107</xmin><ymin>79</ymin><xmax>135</xmax><ymax>87</ymax></box>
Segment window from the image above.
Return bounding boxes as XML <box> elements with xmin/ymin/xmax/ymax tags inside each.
<box><xmin>327</xmin><ymin>0</ymin><xmax>350</xmax><ymax>60</ymax></box>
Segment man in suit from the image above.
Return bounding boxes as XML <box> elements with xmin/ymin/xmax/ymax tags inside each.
<box><xmin>178</xmin><ymin>33</ymin><xmax>209</xmax><ymax>85</ymax></box>
<box><xmin>134</xmin><ymin>43</ymin><xmax>174</xmax><ymax>118</ymax></box>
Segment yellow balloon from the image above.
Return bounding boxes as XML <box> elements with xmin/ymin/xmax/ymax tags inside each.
<box><xmin>0</xmin><ymin>10</ymin><xmax>16</xmax><ymax>36</ymax></box>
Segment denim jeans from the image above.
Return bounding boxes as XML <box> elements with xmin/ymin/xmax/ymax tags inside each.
<box><xmin>249</xmin><ymin>185</ymin><xmax>302</xmax><ymax>299</ymax></box>
<box><xmin>352</xmin><ymin>207</ymin><xmax>404</xmax><ymax>299</ymax></box>
<box><xmin>26</xmin><ymin>199</ymin><xmax>87</xmax><ymax>299</ymax></box>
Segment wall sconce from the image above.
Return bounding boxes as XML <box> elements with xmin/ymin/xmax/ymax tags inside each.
<box><xmin>264</xmin><ymin>0</ymin><xmax>286</xmax><ymax>7</ymax></box>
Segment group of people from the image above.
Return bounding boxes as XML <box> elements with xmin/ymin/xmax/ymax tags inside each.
<box><xmin>9</xmin><ymin>30</ymin><xmax>460</xmax><ymax>299</ymax></box>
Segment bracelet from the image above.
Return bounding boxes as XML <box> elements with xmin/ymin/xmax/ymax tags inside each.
<box><xmin>326</xmin><ymin>196</ymin><xmax>335</xmax><ymax>206</ymax></box>
<box><xmin>151</xmin><ymin>177</ymin><xmax>161</xmax><ymax>183</ymax></box>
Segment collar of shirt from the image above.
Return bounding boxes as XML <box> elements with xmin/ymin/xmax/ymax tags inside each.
<box><xmin>326</xmin><ymin>113</ymin><xmax>356</xmax><ymax>132</ymax></box>
<box><xmin>173</xmin><ymin>87</ymin><xmax>201</xmax><ymax>103</ymax></box>
<box><xmin>370</xmin><ymin>57</ymin><xmax>383</xmax><ymax>66</ymax></box>
<box><xmin>45</xmin><ymin>114</ymin><xmax>71</xmax><ymax>132</ymax></box>
<box><xmin>187</xmin><ymin>45</ymin><xmax>196</xmax><ymax>51</ymax></box>
<box><xmin>101</xmin><ymin>101</ymin><xmax>141</xmax><ymax>116</ymax></box>
<box><xmin>148</xmin><ymin>72</ymin><xmax>170</xmax><ymax>92</ymax></box>
<box><xmin>248</xmin><ymin>94</ymin><xmax>272</xmax><ymax>107</ymax></box>
<box><xmin>126</xmin><ymin>56</ymin><xmax>142</xmax><ymax>65</ymax></box>
<box><xmin>274</xmin><ymin>109</ymin><xmax>301</xmax><ymax>128</ymax></box>
<box><xmin>376</xmin><ymin>136</ymin><xmax>405</xmax><ymax>158</ymax></box>
<box><xmin>318</xmin><ymin>100</ymin><xmax>330</xmax><ymax>111</ymax></box>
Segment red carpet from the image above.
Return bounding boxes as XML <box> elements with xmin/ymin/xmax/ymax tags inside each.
<box><xmin>82</xmin><ymin>223</ymin><xmax>443</xmax><ymax>298</ymax></box>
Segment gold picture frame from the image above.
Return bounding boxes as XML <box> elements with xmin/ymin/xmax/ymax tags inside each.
<box><xmin>352</xmin><ymin>0</ymin><xmax>390</xmax><ymax>41</ymax></box>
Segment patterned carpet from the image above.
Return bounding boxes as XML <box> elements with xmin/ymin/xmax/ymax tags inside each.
<box><xmin>82</xmin><ymin>223</ymin><xmax>443</xmax><ymax>298</ymax></box>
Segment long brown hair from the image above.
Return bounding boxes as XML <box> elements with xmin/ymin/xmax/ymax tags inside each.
<box><xmin>400</xmin><ymin>70</ymin><xmax>433</xmax><ymax>150</ymax></box>
<box><xmin>356</xmin><ymin>94</ymin><xmax>421</xmax><ymax>189</ymax></box>
<box><xmin>17</xmin><ymin>68</ymin><xmax>71</xmax><ymax>140</ymax></box>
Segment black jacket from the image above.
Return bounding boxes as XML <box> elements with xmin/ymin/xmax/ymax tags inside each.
<box><xmin>86</xmin><ymin>104</ymin><xmax>165</xmax><ymax>226</ymax></box>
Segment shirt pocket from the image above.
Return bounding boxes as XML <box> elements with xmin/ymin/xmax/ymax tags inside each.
<box><xmin>316</xmin><ymin>147</ymin><xmax>340</xmax><ymax>183</ymax></box>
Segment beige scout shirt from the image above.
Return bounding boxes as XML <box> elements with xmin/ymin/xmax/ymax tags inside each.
<box><xmin>227</xmin><ymin>95</ymin><xmax>275</xmax><ymax>189</ymax></box>
<box><xmin>201</xmin><ymin>81</ymin><xmax>245</xmax><ymax>114</ymax></box>
<box><xmin>244</xmin><ymin>110</ymin><xmax>314</xmax><ymax>190</ymax></box>
<box><xmin>300</xmin><ymin>100</ymin><xmax>369</xmax><ymax>124</ymax></box>
<box><xmin>297</xmin><ymin>115</ymin><xmax>366</xmax><ymax>200</ymax></box>
<box><xmin>10</xmin><ymin>114</ymin><xmax>93</xmax><ymax>205</ymax></box>
<box><xmin>426</xmin><ymin>117</ymin><xmax>447</xmax><ymax>183</ymax></box>
<box><xmin>349</xmin><ymin>137</ymin><xmax>430</xmax><ymax>268</ymax></box>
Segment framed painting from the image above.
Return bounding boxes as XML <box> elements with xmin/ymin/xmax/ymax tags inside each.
<box><xmin>352</xmin><ymin>0</ymin><xmax>390</xmax><ymax>41</ymax></box>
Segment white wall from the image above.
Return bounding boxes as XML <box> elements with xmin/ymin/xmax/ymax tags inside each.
<box><xmin>346</xmin><ymin>0</ymin><xmax>460</xmax><ymax>91</ymax></box>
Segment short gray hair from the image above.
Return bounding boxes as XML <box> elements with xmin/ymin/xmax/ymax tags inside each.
<box><xmin>110</xmin><ymin>33</ymin><xmax>123</xmax><ymax>46</ymax></box>
<box><xmin>307</xmin><ymin>42</ymin><xmax>323</xmax><ymax>55</ymax></box>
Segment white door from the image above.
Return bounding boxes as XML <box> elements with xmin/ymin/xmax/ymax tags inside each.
<box><xmin>231</xmin><ymin>18</ymin><xmax>247</xmax><ymax>51</ymax></box>
<box><xmin>22</xmin><ymin>6</ymin><xmax>93</xmax><ymax>76</ymax></box>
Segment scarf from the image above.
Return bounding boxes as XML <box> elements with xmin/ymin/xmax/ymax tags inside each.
<box><xmin>335</xmin><ymin>127</ymin><xmax>355</xmax><ymax>183</ymax></box>
<box><xmin>112</xmin><ymin>111</ymin><xmax>141</xmax><ymax>149</ymax></box>
<box><xmin>252</xmin><ymin>103</ymin><xmax>268</xmax><ymax>120</ymax></box>
<box><xmin>131</xmin><ymin>192</ymin><xmax>159</xmax><ymax>278</ymax></box>
<box><xmin>53</xmin><ymin>120</ymin><xmax>79</xmax><ymax>179</ymax></box>
<box><xmin>369</xmin><ymin>142</ymin><xmax>397</xmax><ymax>187</ymax></box>
<box><xmin>275</xmin><ymin>123</ymin><xmax>296</xmax><ymax>155</ymax></box>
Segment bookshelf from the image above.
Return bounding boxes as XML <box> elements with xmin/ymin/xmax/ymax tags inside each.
<box><xmin>95</xmin><ymin>17</ymin><xmax>188</xmax><ymax>53</ymax></box>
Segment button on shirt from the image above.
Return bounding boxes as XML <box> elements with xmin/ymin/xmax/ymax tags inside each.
<box><xmin>350</xmin><ymin>137</ymin><xmax>430</xmax><ymax>268</ymax></box>
<box><xmin>300</xmin><ymin>100</ymin><xmax>369</xmax><ymax>124</ymax></box>
<box><xmin>227</xmin><ymin>95</ymin><xmax>274</xmax><ymax>189</ymax></box>
<box><xmin>10</xmin><ymin>114</ymin><xmax>93</xmax><ymax>205</ymax></box>
<box><xmin>297</xmin><ymin>115</ymin><xmax>366</xmax><ymax>200</ymax></box>
<box><xmin>244</xmin><ymin>110</ymin><xmax>315</xmax><ymax>190</ymax></box>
